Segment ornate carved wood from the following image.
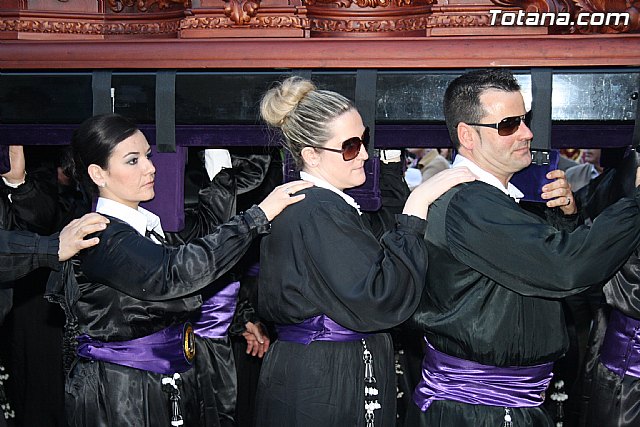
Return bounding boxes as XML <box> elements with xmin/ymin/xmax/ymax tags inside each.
<box><xmin>0</xmin><ymin>0</ymin><xmax>638</xmax><ymax>64</ymax></box>
<box><xmin>180</xmin><ymin>0</ymin><xmax>307</xmax><ymax>38</ymax></box>
<box><xmin>0</xmin><ymin>0</ymin><xmax>188</xmax><ymax>39</ymax></box>
<box><xmin>108</xmin><ymin>0</ymin><xmax>190</xmax><ymax>13</ymax></box>
<box><xmin>304</xmin><ymin>0</ymin><xmax>433</xmax><ymax>37</ymax></box>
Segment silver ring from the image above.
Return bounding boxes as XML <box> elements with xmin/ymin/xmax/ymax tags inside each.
<box><xmin>565</xmin><ymin>197</ymin><xmax>571</xmax><ymax>206</ymax></box>
<box><xmin>285</xmin><ymin>187</ymin><xmax>293</xmax><ymax>196</ymax></box>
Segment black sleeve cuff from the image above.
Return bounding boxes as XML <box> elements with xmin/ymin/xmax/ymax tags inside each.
<box><xmin>243</xmin><ymin>205</ymin><xmax>271</xmax><ymax>235</ymax></box>
<box><xmin>395</xmin><ymin>213</ymin><xmax>427</xmax><ymax>234</ymax></box>
<box><xmin>38</xmin><ymin>234</ymin><xmax>61</xmax><ymax>271</ymax></box>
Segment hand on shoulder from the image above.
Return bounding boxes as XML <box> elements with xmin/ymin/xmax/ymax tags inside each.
<box><xmin>403</xmin><ymin>167</ymin><xmax>476</xmax><ymax>219</ymax></box>
<box><xmin>258</xmin><ymin>180</ymin><xmax>314</xmax><ymax>221</ymax></box>
<box><xmin>58</xmin><ymin>213</ymin><xmax>110</xmax><ymax>261</ymax></box>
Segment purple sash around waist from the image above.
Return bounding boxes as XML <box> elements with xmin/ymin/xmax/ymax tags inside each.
<box><xmin>276</xmin><ymin>314</ymin><xmax>369</xmax><ymax>345</ymax></box>
<box><xmin>76</xmin><ymin>323</ymin><xmax>195</xmax><ymax>375</ymax></box>
<box><xmin>413</xmin><ymin>339</ymin><xmax>554</xmax><ymax>411</ymax></box>
<box><xmin>600</xmin><ymin>309</ymin><xmax>640</xmax><ymax>379</ymax></box>
<box><xmin>192</xmin><ymin>281</ymin><xmax>240</xmax><ymax>339</ymax></box>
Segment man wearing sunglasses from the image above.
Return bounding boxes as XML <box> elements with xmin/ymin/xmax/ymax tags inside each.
<box><xmin>406</xmin><ymin>68</ymin><xmax>640</xmax><ymax>427</ymax></box>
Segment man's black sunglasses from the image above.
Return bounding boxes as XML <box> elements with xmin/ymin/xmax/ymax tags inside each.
<box><xmin>467</xmin><ymin>111</ymin><xmax>532</xmax><ymax>136</ymax></box>
<box><xmin>309</xmin><ymin>127</ymin><xmax>369</xmax><ymax>161</ymax></box>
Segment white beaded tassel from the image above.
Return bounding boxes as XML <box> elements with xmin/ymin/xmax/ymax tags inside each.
<box><xmin>503</xmin><ymin>407</ymin><xmax>513</xmax><ymax>427</ymax></box>
<box><xmin>362</xmin><ymin>339</ymin><xmax>381</xmax><ymax>427</ymax></box>
<box><xmin>162</xmin><ymin>373</ymin><xmax>184</xmax><ymax>426</ymax></box>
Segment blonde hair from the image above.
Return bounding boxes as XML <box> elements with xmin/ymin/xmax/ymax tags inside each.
<box><xmin>260</xmin><ymin>76</ymin><xmax>354</xmax><ymax>169</ymax></box>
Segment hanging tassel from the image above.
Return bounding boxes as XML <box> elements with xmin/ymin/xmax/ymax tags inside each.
<box><xmin>363</xmin><ymin>339</ymin><xmax>381</xmax><ymax>427</ymax></box>
<box><xmin>162</xmin><ymin>373</ymin><xmax>184</xmax><ymax>426</ymax></box>
<box><xmin>0</xmin><ymin>362</ymin><xmax>14</xmax><ymax>421</ymax></box>
<box><xmin>503</xmin><ymin>408</ymin><xmax>513</xmax><ymax>427</ymax></box>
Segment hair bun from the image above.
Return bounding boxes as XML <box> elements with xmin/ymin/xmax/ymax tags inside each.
<box><xmin>260</xmin><ymin>76</ymin><xmax>316</xmax><ymax>128</ymax></box>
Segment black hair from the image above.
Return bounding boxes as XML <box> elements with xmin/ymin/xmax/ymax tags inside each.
<box><xmin>443</xmin><ymin>69</ymin><xmax>521</xmax><ymax>149</ymax></box>
<box><xmin>69</xmin><ymin>113</ymin><xmax>139</xmax><ymax>198</ymax></box>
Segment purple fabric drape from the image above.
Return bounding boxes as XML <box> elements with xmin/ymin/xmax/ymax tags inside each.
<box><xmin>76</xmin><ymin>323</ymin><xmax>194</xmax><ymax>375</ymax></box>
<box><xmin>276</xmin><ymin>314</ymin><xmax>369</xmax><ymax>345</ymax></box>
<box><xmin>600</xmin><ymin>309</ymin><xmax>640</xmax><ymax>379</ymax></box>
<box><xmin>413</xmin><ymin>339</ymin><xmax>553</xmax><ymax>412</ymax></box>
<box><xmin>192</xmin><ymin>281</ymin><xmax>240</xmax><ymax>339</ymax></box>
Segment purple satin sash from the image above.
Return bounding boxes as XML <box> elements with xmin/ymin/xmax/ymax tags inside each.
<box><xmin>600</xmin><ymin>309</ymin><xmax>640</xmax><ymax>379</ymax></box>
<box><xmin>413</xmin><ymin>339</ymin><xmax>554</xmax><ymax>411</ymax></box>
<box><xmin>76</xmin><ymin>323</ymin><xmax>195</xmax><ymax>375</ymax></box>
<box><xmin>276</xmin><ymin>314</ymin><xmax>369</xmax><ymax>345</ymax></box>
<box><xmin>192</xmin><ymin>281</ymin><xmax>240</xmax><ymax>339</ymax></box>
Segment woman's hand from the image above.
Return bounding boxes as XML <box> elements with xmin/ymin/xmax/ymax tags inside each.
<box><xmin>258</xmin><ymin>180</ymin><xmax>314</xmax><ymax>221</ymax></box>
<box><xmin>243</xmin><ymin>321</ymin><xmax>271</xmax><ymax>358</ymax></box>
<box><xmin>1</xmin><ymin>145</ymin><xmax>26</xmax><ymax>185</ymax></box>
<box><xmin>403</xmin><ymin>167</ymin><xmax>476</xmax><ymax>219</ymax></box>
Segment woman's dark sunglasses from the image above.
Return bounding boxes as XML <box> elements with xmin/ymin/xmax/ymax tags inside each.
<box><xmin>467</xmin><ymin>111</ymin><xmax>532</xmax><ymax>136</ymax></box>
<box><xmin>310</xmin><ymin>127</ymin><xmax>369</xmax><ymax>161</ymax></box>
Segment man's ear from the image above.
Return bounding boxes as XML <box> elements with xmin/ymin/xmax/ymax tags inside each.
<box><xmin>88</xmin><ymin>164</ymin><xmax>107</xmax><ymax>188</ymax></box>
<box><xmin>457</xmin><ymin>122</ymin><xmax>477</xmax><ymax>152</ymax></box>
<box><xmin>301</xmin><ymin>146</ymin><xmax>320</xmax><ymax>168</ymax></box>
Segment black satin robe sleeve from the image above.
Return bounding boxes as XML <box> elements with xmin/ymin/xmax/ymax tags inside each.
<box><xmin>575</xmin><ymin>148</ymin><xmax>638</xmax><ymax>221</ymax></box>
<box><xmin>2</xmin><ymin>175</ymin><xmax>59</xmax><ymax>234</ymax></box>
<box><xmin>446</xmin><ymin>182</ymin><xmax>640</xmax><ymax>298</ymax></box>
<box><xmin>79</xmin><ymin>205</ymin><xmax>269</xmax><ymax>301</ymax></box>
<box><xmin>306</xmin><ymin>211</ymin><xmax>427</xmax><ymax>332</ymax></box>
<box><xmin>603</xmin><ymin>249</ymin><xmax>640</xmax><ymax>320</ymax></box>
<box><xmin>259</xmin><ymin>187</ymin><xmax>428</xmax><ymax>332</ymax></box>
<box><xmin>169</xmin><ymin>153</ymin><xmax>271</xmax><ymax>244</ymax></box>
<box><xmin>0</xmin><ymin>230</ymin><xmax>59</xmax><ymax>283</ymax></box>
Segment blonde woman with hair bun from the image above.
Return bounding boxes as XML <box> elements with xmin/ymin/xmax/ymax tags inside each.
<box><xmin>254</xmin><ymin>76</ymin><xmax>475</xmax><ymax>427</ymax></box>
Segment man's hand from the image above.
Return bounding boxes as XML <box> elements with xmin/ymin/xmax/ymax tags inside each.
<box><xmin>58</xmin><ymin>213</ymin><xmax>109</xmax><ymax>261</ymax></box>
<box><xmin>243</xmin><ymin>321</ymin><xmax>271</xmax><ymax>358</ymax></box>
<box><xmin>541</xmin><ymin>169</ymin><xmax>577</xmax><ymax>215</ymax></box>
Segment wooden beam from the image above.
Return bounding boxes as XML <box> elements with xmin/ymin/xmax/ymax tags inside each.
<box><xmin>1</xmin><ymin>35</ymin><xmax>639</xmax><ymax>69</ymax></box>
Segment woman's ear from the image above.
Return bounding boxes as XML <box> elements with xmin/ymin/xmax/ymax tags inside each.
<box><xmin>87</xmin><ymin>164</ymin><xmax>107</xmax><ymax>188</ymax></box>
<box><xmin>301</xmin><ymin>146</ymin><xmax>320</xmax><ymax>168</ymax></box>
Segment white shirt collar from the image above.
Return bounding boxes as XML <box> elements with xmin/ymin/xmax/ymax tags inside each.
<box><xmin>299</xmin><ymin>171</ymin><xmax>362</xmax><ymax>215</ymax></box>
<box><xmin>452</xmin><ymin>154</ymin><xmax>524</xmax><ymax>202</ymax></box>
<box><xmin>95</xmin><ymin>197</ymin><xmax>165</xmax><ymax>238</ymax></box>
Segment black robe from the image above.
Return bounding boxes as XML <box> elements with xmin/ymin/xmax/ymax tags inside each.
<box><xmin>0</xmin><ymin>176</ymin><xmax>60</xmax><ymax>322</ymax></box>
<box><xmin>0</xmin><ymin>231</ymin><xmax>59</xmax><ymax>319</ymax></box>
<box><xmin>165</xmin><ymin>152</ymin><xmax>272</xmax><ymax>427</ymax></box>
<box><xmin>255</xmin><ymin>162</ymin><xmax>428</xmax><ymax>427</ymax></box>
<box><xmin>406</xmin><ymin>181</ymin><xmax>640</xmax><ymax>427</ymax></box>
<box><xmin>0</xmin><ymin>231</ymin><xmax>59</xmax><ymax>282</ymax></box>
<box><xmin>0</xmin><ymin>173</ymin><xmax>62</xmax><ymax>427</ymax></box>
<box><xmin>45</xmin><ymin>206</ymin><xmax>269</xmax><ymax>427</ymax></box>
<box><xmin>586</xmin><ymin>250</ymin><xmax>640</xmax><ymax>427</ymax></box>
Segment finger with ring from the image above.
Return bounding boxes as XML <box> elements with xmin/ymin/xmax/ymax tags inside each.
<box><xmin>565</xmin><ymin>197</ymin><xmax>571</xmax><ymax>206</ymax></box>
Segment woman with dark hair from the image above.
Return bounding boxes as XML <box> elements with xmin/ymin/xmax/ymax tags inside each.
<box><xmin>46</xmin><ymin>113</ymin><xmax>311</xmax><ymax>426</ymax></box>
<box><xmin>254</xmin><ymin>76</ymin><xmax>475</xmax><ymax>427</ymax></box>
